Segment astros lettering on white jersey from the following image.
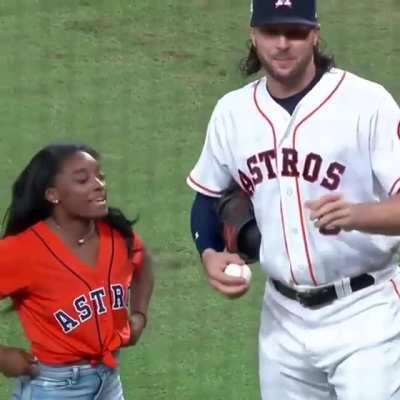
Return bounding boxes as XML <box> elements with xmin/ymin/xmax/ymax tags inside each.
<box><xmin>187</xmin><ymin>68</ymin><xmax>400</xmax><ymax>287</ymax></box>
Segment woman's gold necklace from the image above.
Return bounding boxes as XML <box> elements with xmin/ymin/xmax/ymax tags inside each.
<box><xmin>51</xmin><ymin>219</ymin><xmax>96</xmax><ymax>245</ymax></box>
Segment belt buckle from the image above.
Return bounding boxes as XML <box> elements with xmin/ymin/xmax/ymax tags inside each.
<box><xmin>297</xmin><ymin>287</ymin><xmax>333</xmax><ymax>307</ymax></box>
<box><xmin>296</xmin><ymin>289</ymin><xmax>314</xmax><ymax>307</ymax></box>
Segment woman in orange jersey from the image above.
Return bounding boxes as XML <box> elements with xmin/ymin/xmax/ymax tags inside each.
<box><xmin>0</xmin><ymin>143</ymin><xmax>154</xmax><ymax>400</ymax></box>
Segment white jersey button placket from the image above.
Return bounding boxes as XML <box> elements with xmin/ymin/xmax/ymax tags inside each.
<box><xmin>279</xmin><ymin>182</ymin><xmax>312</xmax><ymax>284</ymax></box>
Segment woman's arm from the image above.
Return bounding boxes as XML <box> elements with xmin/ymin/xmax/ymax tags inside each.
<box><xmin>129</xmin><ymin>249</ymin><xmax>154</xmax><ymax>345</ymax></box>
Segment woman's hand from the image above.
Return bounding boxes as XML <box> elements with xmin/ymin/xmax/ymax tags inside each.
<box><xmin>0</xmin><ymin>346</ymin><xmax>38</xmax><ymax>378</ymax></box>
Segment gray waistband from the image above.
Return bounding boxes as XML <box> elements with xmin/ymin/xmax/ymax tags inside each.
<box><xmin>36</xmin><ymin>363</ymin><xmax>110</xmax><ymax>380</ymax></box>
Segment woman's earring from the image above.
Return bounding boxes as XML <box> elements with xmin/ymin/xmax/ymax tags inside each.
<box><xmin>53</xmin><ymin>199</ymin><xmax>59</xmax><ymax>205</ymax></box>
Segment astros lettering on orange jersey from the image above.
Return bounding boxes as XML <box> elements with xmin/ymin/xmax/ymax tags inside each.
<box><xmin>0</xmin><ymin>220</ymin><xmax>144</xmax><ymax>367</ymax></box>
<box><xmin>54</xmin><ymin>283</ymin><xmax>128</xmax><ymax>333</ymax></box>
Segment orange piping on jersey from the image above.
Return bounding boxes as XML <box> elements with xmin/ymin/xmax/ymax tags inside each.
<box><xmin>397</xmin><ymin>121</ymin><xmax>400</xmax><ymax>140</ymax></box>
<box><xmin>388</xmin><ymin>178</ymin><xmax>400</xmax><ymax>196</ymax></box>
<box><xmin>280</xmin><ymin>202</ymin><xmax>298</xmax><ymax>284</ymax></box>
<box><xmin>188</xmin><ymin>175</ymin><xmax>224</xmax><ymax>196</ymax></box>
<box><xmin>390</xmin><ymin>279</ymin><xmax>400</xmax><ymax>299</ymax></box>
<box><xmin>253</xmin><ymin>79</ymin><xmax>298</xmax><ymax>285</ymax></box>
<box><xmin>292</xmin><ymin>71</ymin><xmax>347</xmax><ymax>286</ymax></box>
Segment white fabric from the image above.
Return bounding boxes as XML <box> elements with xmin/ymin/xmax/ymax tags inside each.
<box><xmin>259</xmin><ymin>273</ymin><xmax>400</xmax><ymax>399</ymax></box>
<box><xmin>187</xmin><ymin>68</ymin><xmax>400</xmax><ymax>399</ymax></box>
<box><xmin>187</xmin><ymin>68</ymin><xmax>400</xmax><ymax>287</ymax></box>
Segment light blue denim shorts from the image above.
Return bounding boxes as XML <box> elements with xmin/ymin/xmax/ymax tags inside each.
<box><xmin>12</xmin><ymin>362</ymin><xmax>124</xmax><ymax>400</ymax></box>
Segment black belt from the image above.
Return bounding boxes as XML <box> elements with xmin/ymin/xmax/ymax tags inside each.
<box><xmin>272</xmin><ymin>273</ymin><xmax>375</xmax><ymax>308</ymax></box>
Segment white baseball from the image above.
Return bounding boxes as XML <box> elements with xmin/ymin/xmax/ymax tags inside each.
<box><xmin>224</xmin><ymin>263</ymin><xmax>252</xmax><ymax>284</ymax></box>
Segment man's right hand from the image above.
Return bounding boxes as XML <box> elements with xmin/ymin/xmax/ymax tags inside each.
<box><xmin>0</xmin><ymin>346</ymin><xmax>39</xmax><ymax>378</ymax></box>
<box><xmin>201</xmin><ymin>249</ymin><xmax>249</xmax><ymax>298</ymax></box>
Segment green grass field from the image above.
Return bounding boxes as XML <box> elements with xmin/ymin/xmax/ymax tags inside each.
<box><xmin>0</xmin><ymin>0</ymin><xmax>399</xmax><ymax>399</ymax></box>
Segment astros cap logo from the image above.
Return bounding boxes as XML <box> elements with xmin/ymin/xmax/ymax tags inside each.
<box><xmin>250</xmin><ymin>0</ymin><xmax>317</xmax><ymax>28</ymax></box>
<box><xmin>275</xmin><ymin>0</ymin><xmax>293</xmax><ymax>8</ymax></box>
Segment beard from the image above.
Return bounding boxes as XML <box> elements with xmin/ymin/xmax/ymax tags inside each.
<box><xmin>259</xmin><ymin>47</ymin><xmax>315</xmax><ymax>88</ymax></box>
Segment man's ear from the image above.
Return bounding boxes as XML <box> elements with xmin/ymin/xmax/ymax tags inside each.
<box><xmin>250</xmin><ymin>28</ymin><xmax>256</xmax><ymax>48</ymax></box>
<box><xmin>313</xmin><ymin>25</ymin><xmax>321</xmax><ymax>47</ymax></box>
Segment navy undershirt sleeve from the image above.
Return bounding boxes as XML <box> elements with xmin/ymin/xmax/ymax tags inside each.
<box><xmin>190</xmin><ymin>193</ymin><xmax>225</xmax><ymax>255</ymax></box>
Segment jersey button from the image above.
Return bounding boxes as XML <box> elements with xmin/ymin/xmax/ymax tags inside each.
<box><xmin>292</xmin><ymin>228</ymin><xmax>299</xmax><ymax>234</ymax></box>
<box><xmin>286</xmin><ymin>188</ymin><xmax>293</xmax><ymax>196</ymax></box>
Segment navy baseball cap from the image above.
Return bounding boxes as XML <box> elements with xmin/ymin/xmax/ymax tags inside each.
<box><xmin>250</xmin><ymin>0</ymin><xmax>318</xmax><ymax>27</ymax></box>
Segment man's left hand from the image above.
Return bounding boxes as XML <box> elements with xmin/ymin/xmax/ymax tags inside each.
<box><xmin>305</xmin><ymin>193</ymin><xmax>359</xmax><ymax>231</ymax></box>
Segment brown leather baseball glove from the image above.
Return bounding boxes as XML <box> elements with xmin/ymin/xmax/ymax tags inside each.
<box><xmin>217</xmin><ymin>182</ymin><xmax>261</xmax><ymax>264</ymax></box>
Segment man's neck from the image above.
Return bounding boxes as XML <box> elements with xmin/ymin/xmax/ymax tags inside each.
<box><xmin>267</xmin><ymin>63</ymin><xmax>317</xmax><ymax>99</ymax></box>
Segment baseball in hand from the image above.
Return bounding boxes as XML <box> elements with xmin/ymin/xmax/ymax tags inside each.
<box><xmin>224</xmin><ymin>263</ymin><xmax>252</xmax><ymax>284</ymax></box>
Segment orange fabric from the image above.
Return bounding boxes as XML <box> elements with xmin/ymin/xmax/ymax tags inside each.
<box><xmin>0</xmin><ymin>221</ymin><xmax>145</xmax><ymax>368</ymax></box>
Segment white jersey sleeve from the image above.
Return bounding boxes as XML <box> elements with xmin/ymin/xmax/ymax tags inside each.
<box><xmin>370</xmin><ymin>89</ymin><xmax>400</xmax><ymax>196</ymax></box>
<box><xmin>187</xmin><ymin>101</ymin><xmax>233</xmax><ymax>197</ymax></box>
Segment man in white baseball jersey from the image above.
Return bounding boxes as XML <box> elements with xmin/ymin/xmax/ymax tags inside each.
<box><xmin>187</xmin><ymin>0</ymin><xmax>400</xmax><ymax>398</ymax></box>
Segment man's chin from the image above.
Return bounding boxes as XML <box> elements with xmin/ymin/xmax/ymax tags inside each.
<box><xmin>269</xmin><ymin>64</ymin><xmax>310</xmax><ymax>87</ymax></box>
<box><xmin>271</xmin><ymin>69</ymin><xmax>298</xmax><ymax>84</ymax></box>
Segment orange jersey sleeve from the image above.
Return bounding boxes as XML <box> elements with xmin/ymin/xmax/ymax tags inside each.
<box><xmin>0</xmin><ymin>234</ymin><xmax>32</xmax><ymax>299</ymax></box>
